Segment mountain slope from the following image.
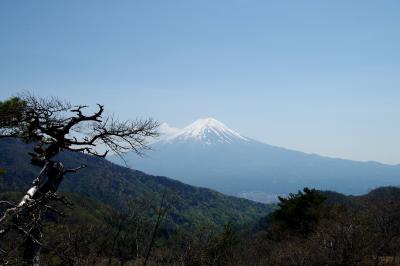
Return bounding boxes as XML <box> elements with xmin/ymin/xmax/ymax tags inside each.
<box><xmin>111</xmin><ymin>118</ymin><xmax>400</xmax><ymax>203</ymax></box>
<box><xmin>0</xmin><ymin>138</ymin><xmax>273</xmax><ymax>229</ymax></box>
<box><xmin>321</xmin><ymin>186</ymin><xmax>400</xmax><ymax>211</ymax></box>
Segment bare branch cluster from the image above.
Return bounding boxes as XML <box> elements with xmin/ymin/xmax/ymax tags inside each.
<box><xmin>0</xmin><ymin>92</ymin><xmax>159</xmax><ymax>159</ymax></box>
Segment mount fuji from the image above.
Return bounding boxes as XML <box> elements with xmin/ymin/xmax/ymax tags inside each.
<box><xmin>162</xmin><ymin>118</ymin><xmax>249</xmax><ymax>144</ymax></box>
<box><xmin>110</xmin><ymin>118</ymin><xmax>400</xmax><ymax>203</ymax></box>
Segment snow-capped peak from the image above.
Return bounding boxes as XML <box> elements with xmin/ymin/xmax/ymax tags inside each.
<box><xmin>164</xmin><ymin>118</ymin><xmax>248</xmax><ymax>144</ymax></box>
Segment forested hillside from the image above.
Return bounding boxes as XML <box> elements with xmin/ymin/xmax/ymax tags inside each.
<box><xmin>0</xmin><ymin>138</ymin><xmax>273</xmax><ymax>230</ymax></box>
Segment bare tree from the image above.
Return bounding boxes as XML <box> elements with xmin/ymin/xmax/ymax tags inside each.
<box><xmin>143</xmin><ymin>192</ymin><xmax>169</xmax><ymax>266</ymax></box>
<box><xmin>0</xmin><ymin>93</ymin><xmax>159</xmax><ymax>265</ymax></box>
<box><xmin>365</xmin><ymin>194</ymin><xmax>400</xmax><ymax>265</ymax></box>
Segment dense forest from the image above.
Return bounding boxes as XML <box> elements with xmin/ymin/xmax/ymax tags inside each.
<box><xmin>2</xmin><ymin>140</ymin><xmax>400</xmax><ymax>265</ymax></box>
<box><xmin>2</xmin><ymin>184</ymin><xmax>400</xmax><ymax>265</ymax></box>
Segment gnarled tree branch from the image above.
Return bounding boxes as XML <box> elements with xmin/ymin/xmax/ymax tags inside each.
<box><xmin>0</xmin><ymin>93</ymin><xmax>159</xmax><ymax>265</ymax></box>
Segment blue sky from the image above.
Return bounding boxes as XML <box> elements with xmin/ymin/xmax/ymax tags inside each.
<box><xmin>1</xmin><ymin>0</ymin><xmax>400</xmax><ymax>164</ymax></box>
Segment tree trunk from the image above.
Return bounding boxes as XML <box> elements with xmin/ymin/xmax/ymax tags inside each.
<box><xmin>22</xmin><ymin>225</ymin><xmax>42</xmax><ymax>266</ymax></box>
<box><xmin>19</xmin><ymin>162</ymin><xmax>64</xmax><ymax>266</ymax></box>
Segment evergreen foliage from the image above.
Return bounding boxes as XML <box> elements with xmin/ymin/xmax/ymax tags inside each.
<box><xmin>269</xmin><ymin>187</ymin><xmax>327</xmax><ymax>235</ymax></box>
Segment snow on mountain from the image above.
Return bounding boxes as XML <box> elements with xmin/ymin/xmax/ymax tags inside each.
<box><xmin>158</xmin><ymin>123</ymin><xmax>180</xmax><ymax>137</ymax></box>
<box><xmin>146</xmin><ymin>123</ymin><xmax>180</xmax><ymax>144</ymax></box>
<box><xmin>162</xmin><ymin>118</ymin><xmax>248</xmax><ymax>145</ymax></box>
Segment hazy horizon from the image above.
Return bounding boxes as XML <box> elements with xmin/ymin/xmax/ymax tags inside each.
<box><xmin>1</xmin><ymin>0</ymin><xmax>400</xmax><ymax>164</ymax></box>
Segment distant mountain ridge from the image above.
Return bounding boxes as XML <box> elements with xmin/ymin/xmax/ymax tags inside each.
<box><xmin>0</xmin><ymin>138</ymin><xmax>273</xmax><ymax>229</ymax></box>
<box><xmin>111</xmin><ymin>118</ymin><xmax>400</xmax><ymax>203</ymax></box>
